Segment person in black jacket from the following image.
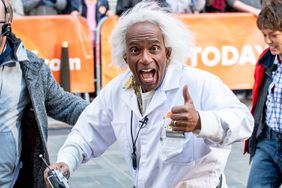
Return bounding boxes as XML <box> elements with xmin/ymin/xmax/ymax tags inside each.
<box><xmin>61</xmin><ymin>0</ymin><xmax>81</xmax><ymax>15</ymax></box>
<box><xmin>115</xmin><ymin>0</ymin><xmax>169</xmax><ymax>16</ymax></box>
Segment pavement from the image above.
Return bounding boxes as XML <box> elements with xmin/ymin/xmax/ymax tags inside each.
<box><xmin>47</xmin><ymin>99</ymin><xmax>252</xmax><ymax>188</ymax></box>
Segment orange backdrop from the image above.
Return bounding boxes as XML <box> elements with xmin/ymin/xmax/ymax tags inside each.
<box><xmin>100</xmin><ymin>13</ymin><xmax>265</xmax><ymax>90</ymax></box>
<box><xmin>13</xmin><ymin>15</ymin><xmax>95</xmax><ymax>93</ymax></box>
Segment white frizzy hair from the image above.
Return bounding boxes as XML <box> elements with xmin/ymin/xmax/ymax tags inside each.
<box><xmin>109</xmin><ymin>0</ymin><xmax>195</xmax><ymax>69</ymax></box>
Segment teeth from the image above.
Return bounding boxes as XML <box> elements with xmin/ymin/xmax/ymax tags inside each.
<box><xmin>141</xmin><ymin>68</ymin><xmax>153</xmax><ymax>72</ymax></box>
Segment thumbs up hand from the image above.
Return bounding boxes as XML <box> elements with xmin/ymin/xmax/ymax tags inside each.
<box><xmin>170</xmin><ymin>85</ymin><xmax>201</xmax><ymax>132</ymax></box>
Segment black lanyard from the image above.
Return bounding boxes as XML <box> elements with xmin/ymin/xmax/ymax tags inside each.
<box><xmin>130</xmin><ymin>110</ymin><xmax>148</xmax><ymax>170</ymax></box>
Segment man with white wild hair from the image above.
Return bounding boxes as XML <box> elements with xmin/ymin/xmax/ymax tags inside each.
<box><xmin>45</xmin><ymin>1</ymin><xmax>253</xmax><ymax>187</ymax></box>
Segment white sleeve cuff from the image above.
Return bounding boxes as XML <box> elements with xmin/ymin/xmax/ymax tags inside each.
<box><xmin>196</xmin><ymin>111</ymin><xmax>225</xmax><ymax>143</ymax></box>
<box><xmin>56</xmin><ymin>143</ymin><xmax>83</xmax><ymax>175</ymax></box>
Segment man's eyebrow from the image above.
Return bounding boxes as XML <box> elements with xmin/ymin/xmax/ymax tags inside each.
<box><xmin>127</xmin><ymin>39</ymin><xmax>162</xmax><ymax>46</ymax></box>
<box><xmin>149</xmin><ymin>39</ymin><xmax>161</xmax><ymax>44</ymax></box>
<box><xmin>127</xmin><ymin>41</ymin><xmax>139</xmax><ymax>46</ymax></box>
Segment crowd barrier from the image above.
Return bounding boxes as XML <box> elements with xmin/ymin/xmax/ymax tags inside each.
<box><xmin>13</xmin><ymin>14</ymin><xmax>265</xmax><ymax>94</ymax></box>
<box><xmin>13</xmin><ymin>15</ymin><xmax>95</xmax><ymax>93</ymax></box>
<box><xmin>98</xmin><ymin>13</ymin><xmax>265</xmax><ymax>93</ymax></box>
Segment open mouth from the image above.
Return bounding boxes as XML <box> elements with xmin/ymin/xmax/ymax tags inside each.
<box><xmin>140</xmin><ymin>68</ymin><xmax>156</xmax><ymax>83</ymax></box>
<box><xmin>269</xmin><ymin>46</ymin><xmax>277</xmax><ymax>51</ymax></box>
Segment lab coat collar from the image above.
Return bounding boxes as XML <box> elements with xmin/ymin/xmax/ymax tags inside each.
<box><xmin>159</xmin><ymin>63</ymin><xmax>182</xmax><ymax>92</ymax></box>
<box><xmin>122</xmin><ymin>86</ymin><xmax>143</xmax><ymax>119</ymax></box>
<box><xmin>143</xmin><ymin>64</ymin><xmax>182</xmax><ymax>116</ymax></box>
<box><xmin>121</xmin><ymin>64</ymin><xmax>183</xmax><ymax>118</ymax></box>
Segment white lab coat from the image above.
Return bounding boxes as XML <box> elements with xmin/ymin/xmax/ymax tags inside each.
<box><xmin>57</xmin><ymin>64</ymin><xmax>253</xmax><ymax>188</ymax></box>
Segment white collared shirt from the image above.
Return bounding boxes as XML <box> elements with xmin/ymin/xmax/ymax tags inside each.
<box><xmin>57</xmin><ymin>64</ymin><xmax>253</xmax><ymax>188</ymax></box>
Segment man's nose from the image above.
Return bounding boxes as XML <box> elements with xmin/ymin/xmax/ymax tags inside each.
<box><xmin>140</xmin><ymin>50</ymin><xmax>152</xmax><ymax>64</ymax></box>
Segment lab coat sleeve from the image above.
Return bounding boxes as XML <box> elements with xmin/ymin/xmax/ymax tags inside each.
<box><xmin>195</xmin><ymin>75</ymin><xmax>253</xmax><ymax>146</ymax></box>
<box><xmin>56</xmin><ymin>88</ymin><xmax>116</xmax><ymax>173</ymax></box>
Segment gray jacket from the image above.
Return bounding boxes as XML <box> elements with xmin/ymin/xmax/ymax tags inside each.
<box><xmin>7</xmin><ymin>33</ymin><xmax>89</xmax><ymax>188</ymax></box>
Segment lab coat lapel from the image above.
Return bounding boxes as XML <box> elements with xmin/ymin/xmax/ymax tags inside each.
<box><xmin>121</xmin><ymin>88</ymin><xmax>143</xmax><ymax>119</ymax></box>
<box><xmin>144</xmin><ymin>64</ymin><xmax>182</xmax><ymax>116</ymax></box>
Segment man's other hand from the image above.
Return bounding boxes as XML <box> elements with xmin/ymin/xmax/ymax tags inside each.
<box><xmin>44</xmin><ymin>162</ymin><xmax>70</xmax><ymax>188</ymax></box>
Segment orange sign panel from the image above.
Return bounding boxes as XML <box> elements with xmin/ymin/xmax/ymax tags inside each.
<box><xmin>100</xmin><ymin>13</ymin><xmax>265</xmax><ymax>90</ymax></box>
<box><xmin>13</xmin><ymin>15</ymin><xmax>95</xmax><ymax>93</ymax></box>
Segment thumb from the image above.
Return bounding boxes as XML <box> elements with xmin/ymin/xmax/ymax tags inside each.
<box><xmin>59</xmin><ymin>162</ymin><xmax>70</xmax><ymax>179</ymax></box>
<box><xmin>182</xmin><ymin>85</ymin><xmax>193</xmax><ymax>105</ymax></box>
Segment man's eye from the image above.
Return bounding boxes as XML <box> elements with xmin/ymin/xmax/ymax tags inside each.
<box><xmin>130</xmin><ymin>47</ymin><xmax>139</xmax><ymax>53</ymax></box>
<box><xmin>151</xmin><ymin>46</ymin><xmax>160</xmax><ymax>52</ymax></box>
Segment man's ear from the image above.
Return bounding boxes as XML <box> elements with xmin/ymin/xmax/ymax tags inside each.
<box><xmin>123</xmin><ymin>55</ymin><xmax>127</xmax><ymax>63</ymax></box>
<box><xmin>166</xmin><ymin>47</ymin><xmax>172</xmax><ymax>59</ymax></box>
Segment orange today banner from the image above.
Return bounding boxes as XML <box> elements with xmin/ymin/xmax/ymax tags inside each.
<box><xmin>100</xmin><ymin>13</ymin><xmax>265</xmax><ymax>90</ymax></box>
<box><xmin>13</xmin><ymin>15</ymin><xmax>94</xmax><ymax>93</ymax></box>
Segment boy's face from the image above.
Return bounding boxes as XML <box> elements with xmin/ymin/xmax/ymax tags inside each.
<box><xmin>261</xmin><ymin>28</ymin><xmax>282</xmax><ymax>60</ymax></box>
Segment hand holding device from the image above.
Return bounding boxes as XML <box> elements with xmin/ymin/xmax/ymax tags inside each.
<box><xmin>40</xmin><ymin>154</ymin><xmax>70</xmax><ymax>188</ymax></box>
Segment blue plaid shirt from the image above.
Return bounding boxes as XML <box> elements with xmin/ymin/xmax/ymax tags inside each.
<box><xmin>265</xmin><ymin>56</ymin><xmax>282</xmax><ymax>133</ymax></box>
